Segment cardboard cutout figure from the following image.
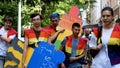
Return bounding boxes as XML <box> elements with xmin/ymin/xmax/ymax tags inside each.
<box><xmin>55</xmin><ymin>6</ymin><xmax>82</xmax><ymax>50</ymax></box>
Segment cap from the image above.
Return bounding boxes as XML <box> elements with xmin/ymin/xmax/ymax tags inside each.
<box><xmin>50</xmin><ymin>13</ymin><xmax>59</xmax><ymax>19</ymax></box>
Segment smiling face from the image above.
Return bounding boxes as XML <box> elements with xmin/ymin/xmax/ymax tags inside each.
<box><xmin>72</xmin><ymin>26</ymin><xmax>80</xmax><ymax>37</ymax></box>
<box><xmin>72</xmin><ymin>23</ymin><xmax>80</xmax><ymax>38</ymax></box>
<box><xmin>101</xmin><ymin>10</ymin><xmax>114</xmax><ymax>26</ymax></box>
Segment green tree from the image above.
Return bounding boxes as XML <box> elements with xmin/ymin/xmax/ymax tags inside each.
<box><xmin>0</xmin><ymin>2</ymin><xmax>18</xmax><ymax>30</ymax></box>
<box><xmin>0</xmin><ymin>0</ymin><xmax>96</xmax><ymax>36</ymax></box>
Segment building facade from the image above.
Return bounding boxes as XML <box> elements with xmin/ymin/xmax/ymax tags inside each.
<box><xmin>90</xmin><ymin>0</ymin><xmax>120</xmax><ymax>24</ymax></box>
<box><xmin>90</xmin><ymin>0</ymin><xmax>101</xmax><ymax>24</ymax></box>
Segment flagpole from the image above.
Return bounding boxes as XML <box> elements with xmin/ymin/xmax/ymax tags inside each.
<box><xmin>18</xmin><ymin>0</ymin><xmax>22</xmax><ymax>40</ymax></box>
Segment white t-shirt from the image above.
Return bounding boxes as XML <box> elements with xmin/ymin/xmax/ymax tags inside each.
<box><xmin>89</xmin><ymin>27</ymin><xmax>113</xmax><ymax>68</ymax></box>
<box><xmin>0</xmin><ymin>27</ymin><xmax>16</xmax><ymax>56</ymax></box>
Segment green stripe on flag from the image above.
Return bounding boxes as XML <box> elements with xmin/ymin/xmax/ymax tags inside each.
<box><xmin>54</xmin><ymin>40</ymin><xmax>62</xmax><ymax>50</ymax></box>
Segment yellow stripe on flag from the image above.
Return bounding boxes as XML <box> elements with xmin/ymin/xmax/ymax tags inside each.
<box><xmin>24</xmin><ymin>47</ymin><xmax>34</xmax><ymax>65</ymax></box>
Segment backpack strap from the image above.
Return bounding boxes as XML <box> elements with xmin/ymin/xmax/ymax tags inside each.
<box><xmin>0</xmin><ymin>26</ymin><xmax>2</xmax><ymax>29</ymax></box>
<box><xmin>97</xmin><ymin>24</ymin><xmax>102</xmax><ymax>45</ymax></box>
<box><xmin>90</xmin><ymin>24</ymin><xmax>102</xmax><ymax>58</ymax></box>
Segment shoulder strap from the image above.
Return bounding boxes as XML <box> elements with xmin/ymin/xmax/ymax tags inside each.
<box><xmin>97</xmin><ymin>24</ymin><xmax>102</xmax><ymax>45</ymax></box>
<box><xmin>0</xmin><ymin>26</ymin><xmax>2</xmax><ymax>29</ymax></box>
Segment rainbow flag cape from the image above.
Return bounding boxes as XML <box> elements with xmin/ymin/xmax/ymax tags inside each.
<box><xmin>4</xmin><ymin>37</ymin><xmax>24</xmax><ymax>68</ymax></box>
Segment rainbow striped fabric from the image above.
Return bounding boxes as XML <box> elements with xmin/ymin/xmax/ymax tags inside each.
<box><xmin>4</xmin><ymin>37</ymin><xmax>24</xmax><ymax>68</ymax></box>
<box><xmin>107</xmin><ymin>25</ymin><xmax>120</xmax><ymax>65</ymax></box>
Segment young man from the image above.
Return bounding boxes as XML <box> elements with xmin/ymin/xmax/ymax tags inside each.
<box><xmin>89</xmin><ymin>6</ymin><xmax>120</xmax><ymax>68</ymax></box>
<box><xmin>60</xmin><ymin>23</ymin><xmax>87</xmax><ymax>68</ymax></box>
<box><xmin>22</xmin><ymin>13</ymin><xmax>49</xmax><ymax>68</ymax></box>
<box><xmin>0</xmin><ymin>15</ymin><xmax>17</xmax><ymax>68</ymax></box>
<box><xmin>82</xmin><ymin>28</ymin><xmax>92</xmax><ymax>68</ymax></box>
<box><xmin>45</xmin><ymin>13</ymin><xmax>64</xmax><ymax>44</ymax></box>
<box><xmin>46</xmin><ymin>13</ymin><xmax>60</xmax><ymax>35</ymax></box>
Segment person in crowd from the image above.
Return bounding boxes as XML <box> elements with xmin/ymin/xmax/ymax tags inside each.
<box><xmin>22</xmin><ymin>13</ymin><xmax>49</xmax><ymax>68</ymax></box>
<box><xmin>45</xmin><ymin>13</ymin><xmax>64</xmax><ymax>44</ymax></box>
<box><xmin>0</xmin><ymin>15</ymin><xmax>17</xmax><ymax>68</ymax></box>
<box><xmin>83</xmin><ymin>28</ymin><xmax>92</xmax><ymax>40</ymax></box>
<box><xmin>89</xmin><ymin>6</ymin><xmax>120</xmax><ymax>68</ymax></box>
<box><xmin>116</xmin><ymin>18</ymin><xmax>120</xmax><ymax>26</ymax></box>
<box><xmin>82</xmin><ymin>28</ymin><xmax>92</xmax><ymax>68</ymax></box>
<box><xmin>60</xmin><ymin>23</ymin><xmax>87</xmax><ymax>68</ymax></box>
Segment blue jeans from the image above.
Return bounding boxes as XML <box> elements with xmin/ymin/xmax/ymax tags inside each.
<box><xmin>68</xmin><ymin>62</ymin><xmax>82</xmax><ymax>68</ymax></box>
<box><xmin>0</xmin><ymin>56</ymin><xmax>5</xmax><ymax>68</ymax></box>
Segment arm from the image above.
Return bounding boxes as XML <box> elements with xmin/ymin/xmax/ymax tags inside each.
<box><xmin>90</xmin><ymin>44</ymin><xmax>103</xmax><ymax>50</ymax></box>
<box><xmin>0</xmin><ymin>34</ymin><xmax>16</xmax><ymax>43</ymax></box>
<box><xmin>60</xmin><ymin>38</ymin><xmax>66</xmax><ymax>68</ymax></box>
<box><xmin>60</xmin><ymin>38</ymin><xmax>67</xmax><ymax>50</ymax></box>
<box><xmin>89</xmin><ymin>32</ymin><xmax>103</xmax><ymax>50</ymax></box>
<box><xmin>60</xmin><ymin>45</ymin><xmax>64</xmax><ymax>50</ymax></box>
<box><xmin>61</xmin><ymin>63</ymin><xmax>66</xmax><ymax>68</ymax></box>
<box><xmin>76</xmin><ymin>51</ymin><xmax>85</xmax><ymax>60</ymax></box>
<box><xmin>60</xmin><ymin>45</ymin><xmax>66</xmax><ymax>68</ymax></box>
<box><xmin>48</xmin><ymin>28</ymin><xmax>65</xmax><ymax>44</ymax></box>
<box><xmin>69</xmin><ymin>51</ymin><xmax>85</xmax><ymax>62</ymax></box>
<box><xmin>22</xmin><ymin>36</ymin><xmax>28</xmax><ymax>68</ymax></box>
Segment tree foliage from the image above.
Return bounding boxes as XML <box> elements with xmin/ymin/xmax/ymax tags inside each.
<box><xmin>0</xmin><ymin>2</ymin><xmax>18</xmax><ymax>30</ymax></box>
<box><xmin>0</xmin><ymin>0</ymin><xmax>96</xmax><ymax>36</ymax></box>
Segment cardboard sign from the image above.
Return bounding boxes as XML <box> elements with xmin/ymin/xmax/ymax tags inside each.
<box><xmin>55</xmin><ymin>6</ymin><xmax>82</xmax><ymax>50</ymax></box>
<box><xmin>26</xmin><ymin>42</ymin><xmax>65</xmax><ymax>68</ymax></box>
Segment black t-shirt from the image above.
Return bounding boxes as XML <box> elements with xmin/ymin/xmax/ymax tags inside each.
<box><xmin>33</xmin><ymin>29</ymin><xmax>40</xmax><ymax>40</ymax></box>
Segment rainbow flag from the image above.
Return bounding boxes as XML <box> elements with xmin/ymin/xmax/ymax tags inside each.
<box><xmin>4</xmin><ymin>37</ymin><xmax>24</xmax><ymax>68</ymax></box>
